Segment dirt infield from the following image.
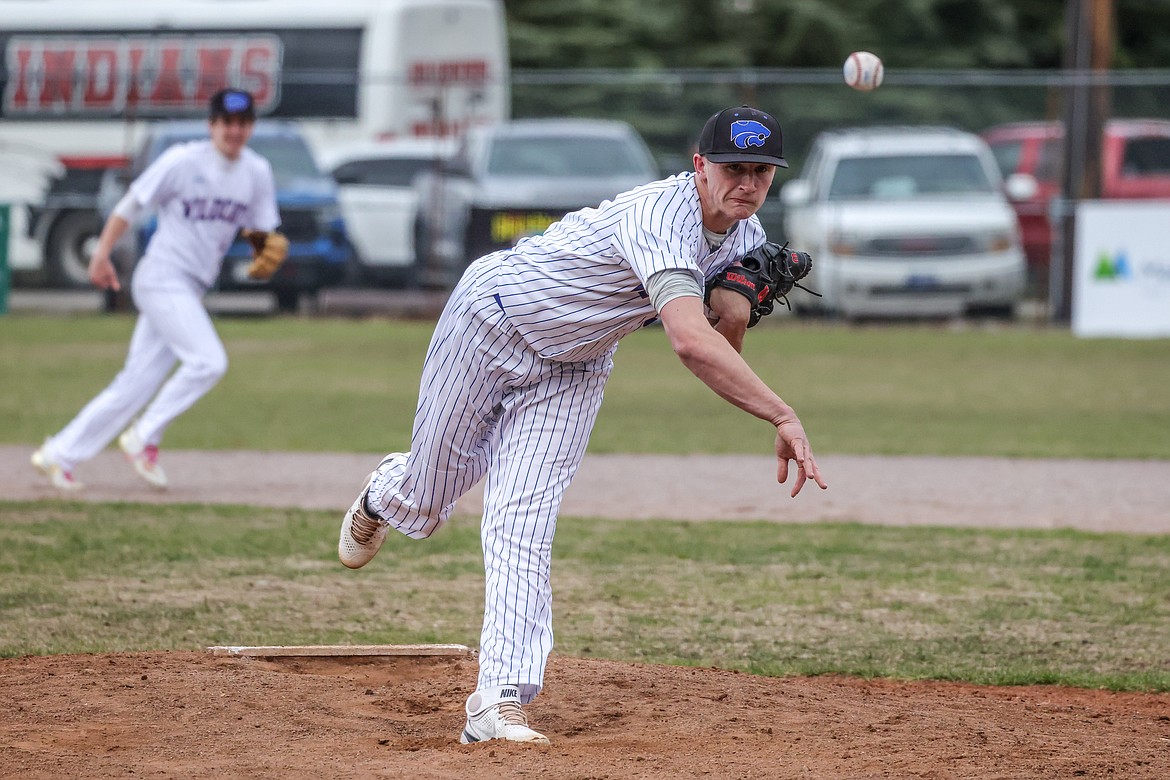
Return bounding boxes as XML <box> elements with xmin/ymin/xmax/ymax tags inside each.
<box><xmin>2</xmin><ymin>651</ymin><xmax>1168</xmax><ymax>779</ymax></box>
<box><xmin>3</xmin><ymin>447</ymin><xmax>1170</xmax><ymax>778</ymax></box>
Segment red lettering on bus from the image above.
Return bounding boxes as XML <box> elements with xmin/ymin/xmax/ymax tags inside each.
<box><xmin>240</xmin><ymin>41</ymin><xmax>278</xmax><ymax>106</ymax></box>
<box><xmin>148</xmin><ymin>44</ymin><xmax>186</xmax><ymax>107</ymax></box>
<box><xmin>195</xmin><ymin>46</ymin><xmax>233</xmax><ymax>104</ymax></box>
<box><xmin>6</xmin><ymin>44</ymin><xmax>32</xmax><ymax>110</ymax></box>
<box><xmin>409</xmin><ymin>59</ymin><xmax>488</xmax><ymax>86</ymax></box>
<box><xmin>39</xmin><ymin>46</ymin><xmax>77</xmax><ymax>110</ymax></box>
<box><xmin>5</xmin><ymin>34</ymin><xmax>280</xmax><ymax>115</ymax></box>
<box><xmin>124</xmin><ymin>42</ymin><xmax>147</xmax><ymax>110</ymax></box>
<box><xmin>83</xmin><ymin>44</ymin><xmax>119</xmax><ymax>108</ymax></box>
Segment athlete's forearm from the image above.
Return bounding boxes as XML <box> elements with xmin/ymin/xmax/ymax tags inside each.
<box><xmin>707</xmin><ymin>287</ymin><xmax>749</xmax><ymax>353</ymax></box>
<box><xmin>94</xmin><ymin>214</ymin><xmax>130</xmax><ymax>259</ymax></box>
<box><xmin>659</xmin><ymin>297</ymin><xmax>795</xmax><ymax>426</ymax></box>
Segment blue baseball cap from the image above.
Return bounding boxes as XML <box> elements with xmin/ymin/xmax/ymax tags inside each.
<box><xmin>698</xmin><ymin>105</ymin><xmax>787</xmax><ymax>168</ymax></box>
<box><xmin>209</xmin><ymin>88</ymin><xmax>256</xmax><ymax>120</ymax></box>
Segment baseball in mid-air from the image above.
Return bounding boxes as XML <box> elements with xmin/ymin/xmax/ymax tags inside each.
<box><xmin>843</xmin><ymin>51</ymin><xmax>884</xmax><ymax>91</ymax></box>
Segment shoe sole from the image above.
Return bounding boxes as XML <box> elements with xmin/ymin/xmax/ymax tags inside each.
<box><xmin>338</xmin><ymin>472</ymin><xmax>385</xmax><ymax>569</ymax></box>
<box><xmin>31</xmin><ymin>450</ymin><xmax>83</xmax><ymax>491</ymax></box>
<box><xmin>124</xmin><ymin>456</ymin><xmax>168</xmax><ymax>489</ymax></box>
<box><xmin>459</xmin><ymin>729</ymin><xmax>550</xmax><ymax>745</ymax></box>
<box><xmin>119</xmin><ymin>433</ymin><xmax>168</xmax><ymax>489</ymax></box>
<box><xmin>338</xmin><ymin>453</ymin><xmax>407</xmax><ymax>569</ymax></box>
<box><xmin>459</xmin><ymin>719</ymin><xmax>550</xmax><ymax>745</ymax></box>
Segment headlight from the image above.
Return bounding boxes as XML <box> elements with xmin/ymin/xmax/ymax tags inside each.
<box><xmin>827</xmin><ymin>231</ymin><xmax>863</xmax><ymax>256</ymax></box>
<box><xmin>981</xmin><ymin>230</ymin><xmax>1016</xmax><ymax>253</ymax></box>
<box><xmin>316</xmin><ymin>204</ymin><xmax>344</xmax><ymax>232</ymax></box>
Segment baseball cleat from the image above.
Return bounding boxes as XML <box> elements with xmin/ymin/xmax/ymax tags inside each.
<box><xmin>337</xmin><ymin>454</ymin><xmax>399</xmax><ymax>569</ymax></box>
<box><xmin>460</xmin><ymin>689</ymin><xmax>550</xmax><ymax>745</ymax></box>
<box><xmin>118</xmin><ymin>428</ymin><xmax>168</xmax><ymax>489</ymax></box>
<box><xmin>31</xmin><ymin>445</ymin><xmax>84</xmax><ymax>491</ymax></box>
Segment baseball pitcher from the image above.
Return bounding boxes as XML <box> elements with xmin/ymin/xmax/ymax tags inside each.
<box><xmin>337</xmin><ymin>105</ymin><xmax>827</xmax><ymax>744</ymax></box>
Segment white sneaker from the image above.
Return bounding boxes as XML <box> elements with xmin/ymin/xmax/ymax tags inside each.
<box><xmin>337</xmin><ymin>454</ymin><xmax>400</xmax><ymax>569</ymax></box>
<box><xmin>460</xmin><ymin>687</ymin><xmax>550</xmax><ymax>745</ymax></box>
<box><xmin>31</xmin><ymin>445</ymin><xmax>84</xmax><ymax>491</ymax></box>
<box><xmin>118</xmin><ymin>428</ymin><xmax>168</xmax><ymax>488</ymax></box>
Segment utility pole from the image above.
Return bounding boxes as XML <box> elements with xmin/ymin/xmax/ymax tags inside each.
<box><xmin>1053</xmin><ymin>0</ymin><xmax>1114</xmax><ymax>322</ymax></box>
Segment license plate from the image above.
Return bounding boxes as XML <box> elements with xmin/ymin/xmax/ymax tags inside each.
<box><xmin>904</xmin><ymin>274</ymin><xmax>941</xmax><ymax>290</ymax></box>
<box><xmin>490</xmin><ymin>211</ymin><xmax>558</xmax><ymax>244</ymax></box>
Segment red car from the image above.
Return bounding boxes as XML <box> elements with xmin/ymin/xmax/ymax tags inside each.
<box><xmin>981</xmin><ymin>119</ymin><xmax>1170</xmax><ymax>285</ymax></box>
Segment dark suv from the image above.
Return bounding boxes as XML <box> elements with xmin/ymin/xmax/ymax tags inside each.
<box><xmin>412</xmin><ymin>118</ymin><xmax>660</xmax><ymax>286</ymax></box>
<box><xmin>102</xmin><ymin>120</ymin><xmax>353</xmax><ymax>311</ymax></box>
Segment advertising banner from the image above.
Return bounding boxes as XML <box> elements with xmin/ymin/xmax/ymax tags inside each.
<box><xmin>1</xmin><ymin>29</ymin><xmax>361</xmax><ymax>120</ymax></box>
<box><xmin>1073</xmin><ymin>201</ymin><xmax>1170</xmax><ymax>338</ymax></box>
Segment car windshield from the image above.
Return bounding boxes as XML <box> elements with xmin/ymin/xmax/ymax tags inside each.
<box><xmin>1122</xmin><ymin>137</ymin><xmax>1170</xmax><ymax>175</ymax></box>
<box><xmin>988</xmin><ymin>141</ymin><xmax>1022</xmax><ymax>179</ymax></box>
<box><xmin>486</xmin><ymin>136</ymin><xmax>654</xmax><ymax>177</ymax></box>
<box><xmin>827</xmin><ymin>154</ymin><xmax>995</xmax><ymax>200</ymax></box>
<box><xmin>246</xmin><ymin>136</ymin><xmax>324</xmax><ymax>185</ymax></box>
<box><xmin>333</xmin><ymin>157</ymin><xmax>440</xmax><ymax>187</ymax></box>
<box><xmin>148</xmin><ymin>134</ymin><xmax>323</xmax><ymax>186</ymax></box>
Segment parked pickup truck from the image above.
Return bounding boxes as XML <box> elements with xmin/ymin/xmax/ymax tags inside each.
<box><xmin>780</xmin><ymin>125</ymin><xmax>1027</xmax><ymax>320</ymax></box>
<box><xmin>981</xmin><ymin>119</ymin><xmax>1170</xmax><ymax>285</ymax></box>
<box><xmin>101</xmin><ymin>120</ymin><xmax>352</xmax><ymax>311</ymax></box>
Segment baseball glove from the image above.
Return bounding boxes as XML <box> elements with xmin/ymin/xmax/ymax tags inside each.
<box><xmin>706</xmin><ymin>241</ymin><xmax>819</xmax><ymax>327</ymax></box>
<box><xmin>242</xmin><ymin>230</ymin><xmax>289</xmax><ymax>281</ymax></box>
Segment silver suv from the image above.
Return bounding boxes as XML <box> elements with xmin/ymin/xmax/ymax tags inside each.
<box><xmin>780</xmin><ymin>126</ymin><xmax>1027</xmax><ymax>319</ymax></box>
<box><xmin>412</xmin><ymin>118</ymin><xmax>660</xmax><ymax>286</ymax></box>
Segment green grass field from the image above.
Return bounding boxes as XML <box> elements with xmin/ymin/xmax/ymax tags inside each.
<box><xmin>2</xmin><ymin>501</ymin><xmax>1167</xmax><ymax>691</ymax></box>
<box><xmin>2</xmin><ymin>313</ymin><xmax>1168</xmax><ymax>691</ymax></box>
<box><xmin>3</xmin><ymin>313</ymin><xmax>1170</xmax><ymax>457</ymax></box>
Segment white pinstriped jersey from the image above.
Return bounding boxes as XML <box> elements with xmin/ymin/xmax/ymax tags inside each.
<box><xmin>495</xmin><ymin>171</ymin><xmax>768</xmax><ymax>362</ymax></box>
<box><xmin>129</xmin><ymin>140</ymin><xmax>280</xmax><ymax>290</ymax></box>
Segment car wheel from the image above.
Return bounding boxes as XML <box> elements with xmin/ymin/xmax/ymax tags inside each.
<box><xmin>46</xmin><ymin>210</ymin><xmax>103</xmax><ymax>288</ymax></box>
<box><xmin>967</xmin><ymin>303</ymin><xmax>1016</xmax><ymax>320</ymax></box>
<box><xmin>274</xmin><ymin>289</ymin><xmax>300</xmax><ymax>313</ymax></box>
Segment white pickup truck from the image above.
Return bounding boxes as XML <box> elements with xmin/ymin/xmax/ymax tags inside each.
<box><xmin>780</xmin><ymin>126</ymin><xmax>1028</xmax><ymax>319</ymax></box>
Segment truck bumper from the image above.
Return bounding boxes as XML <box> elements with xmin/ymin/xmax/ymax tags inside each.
<box><xmin>219</xmin><ymin>239</ymin><xmax>352</xmax><ymax>292</ymax></box>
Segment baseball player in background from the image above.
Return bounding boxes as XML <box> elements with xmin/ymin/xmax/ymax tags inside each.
<box><xmin>338</xmin><ymin>106</ymin><xmax>828</xmax><ymax>744</ymax></box>
<box><xmin>31</xmin><ymin>88</ymin><xmax>283</xmax><ymax>491</ymax></box>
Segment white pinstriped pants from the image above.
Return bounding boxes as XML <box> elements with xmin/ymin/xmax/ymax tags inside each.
<box><xmin>45</xmin><ymin>275</ymin><xmax>228</xmax><ymax>471</ymax></box>
<box><xmin>369</xmin><ymin>256</ymin><xmax>613</xmax><ymax>703</ymax></box>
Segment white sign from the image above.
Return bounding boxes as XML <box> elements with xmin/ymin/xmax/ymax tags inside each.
<box><xmin>1073</xmin><ymin>201</ymin><xmax>1170</xmax><ymax>338</ymax></box>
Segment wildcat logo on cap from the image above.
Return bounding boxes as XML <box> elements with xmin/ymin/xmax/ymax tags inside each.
<box><xmin>698</xmin><ymin>105</ymin><xmax>788</xmax><ymax>167</ymax></box>
<box><xmin>222</xmin><ymin>91</ymin><xmax>252</xmax><ymax>114</ymax></box>
<box><xmin>731</xmin><ymin>120</ymin><xmax>771</xmax><ymax>150</ymax></box>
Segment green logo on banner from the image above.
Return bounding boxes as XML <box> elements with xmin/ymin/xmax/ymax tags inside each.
<box><xmin>1093</xmin><ymin>251</ymin><xmax>1130</xmax><ymax>280</ymax></box>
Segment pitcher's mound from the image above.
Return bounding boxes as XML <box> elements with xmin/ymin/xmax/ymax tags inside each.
<box><xmin>1</xmin><ymin>651</ymin><xmax>1167</xmax><ymax>778</ymax></box>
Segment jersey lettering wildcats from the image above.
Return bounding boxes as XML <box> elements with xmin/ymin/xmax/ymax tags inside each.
<box><xmin>494</xmin><ymin>171</ymin><xmax>768</xmax><ymax>362</ymax></box>
<box><xmin>128</xmin><ymin>140</ymin><xmax>280</xmax><ymax>290</ymax></box>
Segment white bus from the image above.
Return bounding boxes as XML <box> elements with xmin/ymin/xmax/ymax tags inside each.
<box><xmin>0</xmin><ymin>0</ymin><xmax>510</xmax><ymax>286</ymax></box>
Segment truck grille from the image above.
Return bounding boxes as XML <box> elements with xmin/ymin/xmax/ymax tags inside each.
<box><xmin>278</xmin><ymin>208</ymin><xmax>319</xmax><ymax>242</ymax></box>
<box><xmin>867</xmin><ymin>235</ymin><xmax>976</xmax><ymax>256</ymax></box>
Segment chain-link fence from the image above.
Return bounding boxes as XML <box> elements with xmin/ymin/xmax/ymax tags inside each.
<box><xmin>512</xmin><ymin>67</ymin><xmax>1170</xmax><ymax>171</ymax></box>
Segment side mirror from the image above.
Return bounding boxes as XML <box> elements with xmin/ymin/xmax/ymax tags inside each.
<box><xmin>1004</xmin><ymin>172</ymin><xmax>1039</xmax><ymax>202</ymax></box>
<box><xmin>333</xmin><ymin>169</ymin><xmax>362</xmax><ymax>186</ymax></box>
<box><xmin>104</xmin><ymin>167</ymin><xmax>132</xmax><ymax>187</ymax></box>
<box><xmin>780</xmin><ymin>179</ymin><xmax>811</xmax><ymax>208</ymax></box>
<box><xmin>442</xmin><ymin>157</ymin><xmax>473</xmax><ymax>178</ymax></box>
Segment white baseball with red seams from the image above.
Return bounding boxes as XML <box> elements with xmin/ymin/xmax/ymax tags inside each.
<box><xmin>843</xmin><ymin>51</ymin><xmax>884</xmax><ymax>91</ymax></box>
